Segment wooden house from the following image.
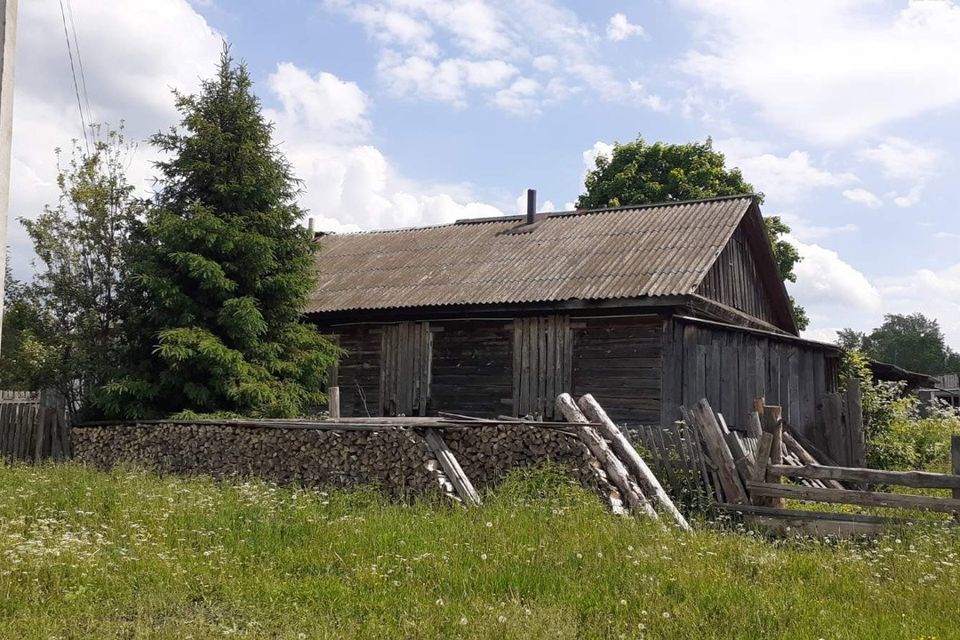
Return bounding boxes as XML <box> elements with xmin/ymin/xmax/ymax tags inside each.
<box><xmin>307</xmin><ymin>193</ymin><xmax>843</xmax><ymax>450</ymax></box>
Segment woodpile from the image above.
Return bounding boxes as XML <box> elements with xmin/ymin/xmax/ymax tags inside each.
<box><xmin>70</xmin><ymin>416</ymin><xmax>623</xmax><ymax>505</ymax></box>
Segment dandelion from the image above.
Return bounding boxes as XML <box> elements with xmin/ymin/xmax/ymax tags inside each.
<box><xmin>436</xmin><ymin>598</ymin><xmax>444</xmax><ymax>606</ymax></box>
<box><xmin>481</xmin><ymin>553</ymin><xmax>488</xmax><ymax>561</ymax></box>
<box><xmin>486</xmin><ymin>522</ymin><xmax>493</xmax><ymax>528</ymax></box>
<box><xmin>459</xmin><ymin>617</ymin><xmax>468</xmax><ymax>626</ymax></box>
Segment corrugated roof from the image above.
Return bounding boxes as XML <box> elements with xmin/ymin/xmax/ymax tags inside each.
<box><xmin>307</xmin><ymin>195</ymin><xmax>756</xmax><ymax>314</ymax></box>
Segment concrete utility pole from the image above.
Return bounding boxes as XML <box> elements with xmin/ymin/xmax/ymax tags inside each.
<box><xmin>0</xmin><ymin>0</ymin><xmax>16</xmax><ymax>353</ymax></box>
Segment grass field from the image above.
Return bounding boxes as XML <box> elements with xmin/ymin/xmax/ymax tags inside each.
<box><xmin>1</xmin><ymin>463</ymin><xmax>958</xmax><ymax>639</ymax></box>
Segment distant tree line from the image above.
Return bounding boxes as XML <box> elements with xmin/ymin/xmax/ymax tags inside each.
<box><xmin>838</xmin><ymin>313</ymin><xmax>960</xmax><ymax>376</ymax></box>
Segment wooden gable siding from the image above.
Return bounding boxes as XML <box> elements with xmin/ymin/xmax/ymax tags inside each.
<box><xmin>696</xmin><ymin>224</ymin><xmax>777</xmax><ymax>327</ymax></box>
<box><xmin>661</xmin><ymin>317</ymin><xmax>840</xmax><ymax>452</ymax></box>
<box><xmin>571</xmin><ymin>317</ymin><xmax>663</xmax><ymax>426</ymax></box>
<box><xmin>431</xmin><ymin>320</ymin><xmax>513</xmax><ymax>418</ymax></box>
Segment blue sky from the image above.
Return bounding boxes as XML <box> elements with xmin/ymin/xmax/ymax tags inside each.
<box><xmin>10</xmin><ymin>0</ymin><xmax>960</xmax><ymax>347</ymax></box>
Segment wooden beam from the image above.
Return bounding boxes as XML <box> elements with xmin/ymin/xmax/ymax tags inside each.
<box><xmin>845</xmin><ymin>378</ymin><xmax>865</xmax><ymax>467</ymax></box>
<box><xmin>761</xmin><ymin>405</ymin><xmax>783</xmax><ymax>507</ymax></box>
<box><xmin>746</xmin><ymin>482</ymin><xmax>960</xmax><ymax>514</ymax></box>
<box><xmin>578</xmin><ymin>394</ymin><xmax>689</xmax><ymax>530</ymax></box>
<box><xmin>767</xmin><ymin>464</ymin><xmax>960</xmax><ymax>489</ymax></box>
<box><xmin>952</xmin><ymin>435</ymin><xmax>960</xmax><ymax>522</ymax></box>
<box><xmin>556</xmin><ymin>393</ymin><xmax>657</xmax><ymax>519</ymax></box>
<box><xmin>422</xmin><ymin>428</ymin><xmax>481</xmax><ymax>506</ymax></box>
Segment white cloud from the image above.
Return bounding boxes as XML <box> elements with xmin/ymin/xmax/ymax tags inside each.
<box><xmin>892</xmin><ymin>185</ymin><xmax>924</xmax><ymax>208</ymax></box>
<box><xmin>715</xmin><ymin>138</ymin><xmax>856</xmax><ymax>202</ymax></box>
<box><xmin>789</xmin><ymin>237</ymin><xmax>882</xmax><ymax>313</ymax></box>
<box><xmin>493</xmin><ymin>77</ymin><xmax>541</xmax><ymax>115</ymax></box>
<box><xmin>267</xmin><ymin>63</ymin><xmax>370</xmax><ymax>140</ymax></box>
<box><xmin>857</xmin><ymin>137</ymin><xmax>940</xmax><ymax>181</ymax></box>
<box><xmin>607</xmin><ymin>13</ymin><xmax>645</xmax><ymax>41</ymax></box>
<box><xmin>935</xmin><ymin>231</ymin><xmax>960</xmax><ymax>240</ymax></box>
<box><xmin>329</xmin><ymin>0</ymin><xmax>662</xmax><ymax>114</ymax></box>
<box><xmin>266</xmin><ymin>62</ymin><xmax>504</xmax><ymax>231</ymax></box>
<box><xmin>842</xmin><ymin>188</ymin><xmax>882</xmax><ymax>209</ymax></box>
<box><xmin>377</xmin><ymin>52</ymin><xmax>517</xmax><ymax>106</ymax></box>
<box><xmin>10</xmin><ymin>0</ymin><xmax>223</xmax><ymax>278</ymax></box>
<box><xmin>677</xmin><ymin>0</ymin><xmax>960</xmax><ymax>142</ymax></box>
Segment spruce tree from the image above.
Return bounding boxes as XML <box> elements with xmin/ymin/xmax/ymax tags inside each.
<box><xmin>101</xmin><ymin>51</ymin><xmax>338</xmax><ymax>418</ymax></box>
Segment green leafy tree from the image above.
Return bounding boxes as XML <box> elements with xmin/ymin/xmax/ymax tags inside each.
<box><xmin>858</xmin><ymin>313</ymin><xmax>960</xmax><ymax>375</ymax></box>
<box><xmin>0</xmin><ymin>265</ymin><xmax>46</xmax><ymax>390</ymax></box>
<box><xmin>100</xmin><ymin>51</ymin><xmax>339</xmax><ymax>419</ymax></box>
<box><xmin>578</xmin><ymin>136</ymin><xmax>808</xmax><ymax>330</ymax></box>
<box><xmin>835</xmin><ymin>328</ymin><xmax>866</xmax><ymax>351</ymax></box>
<box><xmin>1</xmin><ymin>129</ymin><xmax>142</xmax><ymax>417</ymax></box>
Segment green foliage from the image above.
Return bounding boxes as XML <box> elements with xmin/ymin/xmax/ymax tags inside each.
<box><xmin>844</xmin><ymin>312</ymin><xmax>960</xmax><ymax>375</ymax></box>
<box><xmin>2</xmin><ymin>463</ymin><xmax>960</xmax><ymax>638</ymax></box>
<box><xmin>0</xmin><ymin>129</ymin><xmax>142</xmax><ymax>417</ymax></box>
<box><xmin>101</xmin><ymin>50</ymin><xmax>339</xmax><ymax>419</ymax></box>
<box><xmin>578</xmin><ymin>135</ymin><xmax>807</xmax><ymax>329</ymax></box>
<box><xmin>841</xmin><ymin>349</ymin><xmax>960</xmax><ymax>469</ymax></box>
<box><xmin>836</xmin><ymin>328</ymin><xmax>866</xmax><ymax>351</ymax></box>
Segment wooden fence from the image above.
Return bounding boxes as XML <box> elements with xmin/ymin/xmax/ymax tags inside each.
<box><xmin>681</xmin><ymin>396</ymin><xmax>960</xmax><ymax>535</ymax></box>
<box><xmin>0</xmin><ymin>390</ymin><xmax>71</xmax><ymax>462</ymax></box>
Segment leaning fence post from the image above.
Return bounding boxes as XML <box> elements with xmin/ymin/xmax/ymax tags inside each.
<box><xmin>952</xmin><ymin>435</ymin><xmax>960</xmax><ymax>522</ymax></box>
<box><xmin>762</xmin><ymin>405</ymin><xmax>784</xmax><ymax>508</ymax></box>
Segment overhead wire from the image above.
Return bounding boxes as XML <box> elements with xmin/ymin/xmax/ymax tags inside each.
<box><xmin>57</xmin><ymin>0</ymin><xmax>90</xmax><ymax>152</ymax></box>
<box><xmin>64</xmin><ymin>0</ymin><xmax>95</xmax><ymax>141</ymax></box>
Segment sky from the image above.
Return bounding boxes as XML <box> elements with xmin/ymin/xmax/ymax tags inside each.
<box><xmin>9</xmin><ymin>0</ymin><xmax>960</xmax><ymax>348</ymax></box>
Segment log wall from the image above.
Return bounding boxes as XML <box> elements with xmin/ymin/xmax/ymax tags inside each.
<box><xmin>431</xmin><ymin>320</ymin><xmax>513</xmax><ymax>418</ymax></box>
<box><xmin>571</xmin><ymin>316</ymin><xmax>662</xmax><ymax>426</ymax></box>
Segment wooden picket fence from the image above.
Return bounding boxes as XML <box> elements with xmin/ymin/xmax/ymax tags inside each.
<box><xmin>0</xmin><ymin>390</ymin><xmax>71</xmax><ymax>462</ymax></box>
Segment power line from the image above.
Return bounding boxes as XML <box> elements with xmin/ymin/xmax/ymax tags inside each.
<box><xmin>64</xmin><ymin>0</ymin><xmax>94</xmax><ymax>140</ymax></box>
<box><xmin>58</xmin><ymin>0</ymin><xmax>88</xmax><ymax>152</ymax></box>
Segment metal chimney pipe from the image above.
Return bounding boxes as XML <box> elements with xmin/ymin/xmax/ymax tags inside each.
<box><xmin>526</xmin><ymin>188</ymin><xmax>536</xmax><ymax>224</ymax></box>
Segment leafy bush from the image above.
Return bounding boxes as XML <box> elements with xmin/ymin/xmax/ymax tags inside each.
<box><xmin>842</xmin><ymin>350</ymin><xmax>960</xmax><ymax>470</ymax></box>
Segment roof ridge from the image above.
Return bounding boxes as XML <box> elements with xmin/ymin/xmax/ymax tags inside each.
<box><xmin>313</xmin><ymin>193</ymin><xmax>759</xmax><ymax>237</ymax></box>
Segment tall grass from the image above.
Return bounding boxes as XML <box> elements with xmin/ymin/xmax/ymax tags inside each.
<box><xmin>1</xmin><ymin>462</ymin><xmax>958</xmax><ymax>639</ymax></box>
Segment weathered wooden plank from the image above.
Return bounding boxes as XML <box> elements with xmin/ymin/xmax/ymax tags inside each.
<box><xmin>761</xmin><ymin>405</ymin><xmax>783</xmax><ymax>507</ymax></box>
<box><xmin>511</xmin><ymin>320</ymin><xmax>522</xmax><ymax>416</ymax></box>
<box><xmin>422</xmin><ymin>428</ymin><xmax>481</xmax><ymax>506</ymax></box>
<box><xmin>781</xmin><ymin>431</ymin><xmax>845</xmax><ymax>489</ymax></box>
<box><xmin>822</xmin><ymin>393</ymin><xmax>846</xmax><ymax>466</ymax></box>
<box><xmin>328</xmin><ymin>386</ymin><xmax>341</xmax><ymax>420</ymax></box>
<box><xmin>688</xmin><ymin>399</ymin><xmax>748</xmax><ymax>504</ymax></box>
<box><xmin>721</xmin><ymin>342</ymin><xmax>739</xmax><ymax>428</ymax></box>
<box><xmin>751</xmin><ymin>432</ymin><xmax>774</xmax><ymax>486</ymax></box>
<box><xmin>845</xmin><ymin>378</ymin><xmax>865</xmax><ymax>467</ymax></box>
<box><xmin>746</xmin><ymin>482</ymin><xmax>960</xmax><ymax>513</ymax></box>
<box><xmin>766</xmin><ymin>463</ymin><xmax>960</xmax><ymax>489</ymax></box>
<box><xmin>745</xmin><ymin>514</ymin><xmax>893</xmax><ymax>537</ymax></box>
